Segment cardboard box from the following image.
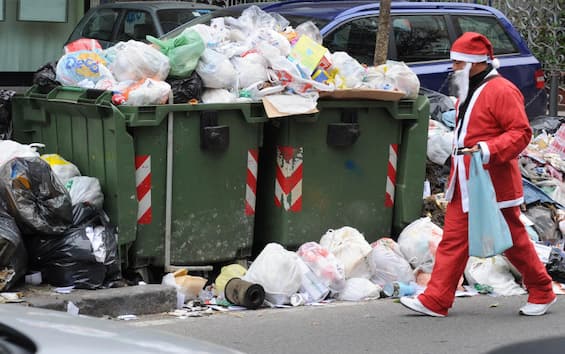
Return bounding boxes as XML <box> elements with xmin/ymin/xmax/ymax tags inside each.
<box><xmin>319</xmin><ymin>88</ymin><xmax>405</xmax><ymax>101</ymax></box>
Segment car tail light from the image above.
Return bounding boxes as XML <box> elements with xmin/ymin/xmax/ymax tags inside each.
<box><xmin>535</xmin><ymin>69</ymin><xmax>545</xmax><ymax>89</ymax></box>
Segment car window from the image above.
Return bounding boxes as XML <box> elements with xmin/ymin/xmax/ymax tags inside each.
<box><xmin>392</xmin><ymin>15</ymin><xmax>451</xmax><ymax>62</ymax></box>
<box><xmin>323</xmin><ymin>16</ymin><xmax>378</xmax><ymax>66</ymax></box>
<box><xmin>158</xmin><ymin>9</ymin><xmax>215</xmax><ymax>33</ymax></box>
<box><xmin>118</xmin><ymin>10</ymin><xmax>157</xmax><ymax>41</ymax></box>
<box><xmin>81</xmin><ymin>8</ymin><xmax>119</xmax><ymax>41</ymax></box>
<box><xmin>454</xmin><ymin>15</ymin><xmax>518</xmax><ymax>55</ymax></box>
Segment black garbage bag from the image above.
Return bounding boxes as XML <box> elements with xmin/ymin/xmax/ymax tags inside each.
<box><xmin>0</xmin><ymin>89</ymin><xmax>16</xmax><ymax>140</ymax></box>
<box><xmin>0</xmin><ymin>209</ymin><xmax>27</xmax><ymax>291</ymax></box>
<box><xmin>523</xmin><ymin>203</ymin><xmax>562</xmax><ymax>245</ymax></box>
<box><xmin>0</xmin><ymin>157</ymin><xmax>73</xmax><ymax>236</ymax></box>
<box><xmin>419</xmin><ymin>87</ymin><xmax>455</xmax><ymax>124</ymax></box>
<box><xmin>26</xmin><ymin>203</ymin><xmax>121</xmax><ymax>289</ymax></box>
<box><xmin>32</xmin><ymin>62</ymin><xmax>60</xmax><ymax>94</ymax></box>
<box><xmin>167</xmin><ymin>71</ymin><xmax>203</xmax><ymax>104</ymax></box>
<box><xmin>546</xmin><ymin>247</ymin><xmax>565</xmax><ymax>283</ymax></box>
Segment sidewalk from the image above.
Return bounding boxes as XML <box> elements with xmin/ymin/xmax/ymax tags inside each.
<box><xmin>6</xmin><ymin>283</ymin><xmax>178</xmax><ymax>318</ymax></box>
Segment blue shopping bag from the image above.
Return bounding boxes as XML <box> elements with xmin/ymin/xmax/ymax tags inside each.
<box><xmin>468</xmin><ymin>152</ymin><xmax>513</xmax><ymax>257</ymax></box>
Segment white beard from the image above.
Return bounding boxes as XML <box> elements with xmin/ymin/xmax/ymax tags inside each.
<box><xmin>450</xmin><ymin>63</ymin><xmax>472</xmax><ymax>103</ymax></box>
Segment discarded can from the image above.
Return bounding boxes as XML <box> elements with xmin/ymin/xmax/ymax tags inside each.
<box><xmin>290</xmin><ymin>293</ymin><xmax>310</xmax><ymax>307</ymax></box>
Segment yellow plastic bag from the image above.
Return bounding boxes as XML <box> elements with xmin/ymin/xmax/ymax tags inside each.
<box><xmin>214</xmin><ymin>264</ymin><xmax>247</xmax><ymax>296</ymax></box>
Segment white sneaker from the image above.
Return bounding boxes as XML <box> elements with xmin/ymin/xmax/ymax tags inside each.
<box><xmin>400</xmin><ymin>296</ymin><xmax>446</xmax><ymax>317</ymax></box>
<box><xmin>519</xmin><ymin>298</ymin><xmax>557</xmax><ymax>316</ymax></box>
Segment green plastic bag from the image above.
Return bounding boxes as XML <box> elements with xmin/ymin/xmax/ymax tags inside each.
<box><xmin>148</xmin><ymin>29</ymin><xmax>205</xmax><ymax>78</ymax></box>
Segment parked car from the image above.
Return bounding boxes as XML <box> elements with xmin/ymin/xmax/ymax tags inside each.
<box><xmin>166</xmin><ymin>0</ymin><xmax>547</xmax><ymax>118</ymax></box>
<box><xmin>66</xmin><ymin>1</ymin><xmax>220</xmax><ymax>48</ymax></box>
<box><xmin>0</xmin><ymin>304</ymin><xmax>244</xmax><ymax>354</ymax></box>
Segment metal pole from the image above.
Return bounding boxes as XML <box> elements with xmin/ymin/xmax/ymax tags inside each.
<box><xmin>165</xmin><ymin>93</ymin><xmax>174</xmax><ymax>272</ymax></box>
<box><xmin>549</xmin><ymin>71</ymin><xmax>559</xmax><ymax>117</ymax></box>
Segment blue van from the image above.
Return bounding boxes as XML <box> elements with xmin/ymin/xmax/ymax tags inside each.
<box><xmin>167</xmin><ymin>0</ymin><xmax>547</xmax><ymax>118</ymax></box>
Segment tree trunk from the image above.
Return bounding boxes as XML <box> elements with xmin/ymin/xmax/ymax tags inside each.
<box><xmin>374</xmin><ymin>0</ymin><xmax>391</xmax><ymax>66</ymax></box>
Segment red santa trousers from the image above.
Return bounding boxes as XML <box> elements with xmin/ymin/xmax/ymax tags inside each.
<box><xmin>418</xmin><ymin>182</ymin><xmax>555</xmax><ymax>316</ymax></box>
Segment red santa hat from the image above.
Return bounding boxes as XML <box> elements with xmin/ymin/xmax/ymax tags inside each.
<box><xmin>450</xmin><ymin>32</ymin><xmax>500</xmax><ymax>69</ymax></box>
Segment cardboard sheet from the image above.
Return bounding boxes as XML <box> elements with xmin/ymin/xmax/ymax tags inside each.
<box><xmin>319</xmin><ymin>88</ymin><xmax>405</xmax><ymax>101</ymax></box>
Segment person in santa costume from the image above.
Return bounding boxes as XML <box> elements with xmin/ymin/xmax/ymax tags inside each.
<box><xmin>400</xmin><ymin>32</ymin><xmax>556</xmax><ymax>317</ymax></box>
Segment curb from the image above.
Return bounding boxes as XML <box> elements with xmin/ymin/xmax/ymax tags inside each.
<box><xmin>18</xmin><ymin>284</ymin><xmax>177</xmax><ymax>318</ymax></box>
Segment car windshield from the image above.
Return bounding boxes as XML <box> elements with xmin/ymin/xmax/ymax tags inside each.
<box><xmin>162</xmin><ymin>7</ymin><xmax>330</xmax><ymax>39</ymax></box>
<box><xmin>158</xmin><ymin>8</ymin><xmax>216</xmax><ymax>33</ymax></box>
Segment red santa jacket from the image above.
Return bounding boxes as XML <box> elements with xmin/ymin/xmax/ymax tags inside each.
<box><xmin>445</xmin><ymin>69</ymin><xmax>532</xmax><ymax>212</ymax></box>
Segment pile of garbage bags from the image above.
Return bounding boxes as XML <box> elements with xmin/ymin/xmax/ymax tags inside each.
<box><xmin>40</xmin><ymin>6</ymin><xmax>419</xmax><ymax>109</ymax></box>
<box><xmin>0</xmin><ymin>140</ymin><xmax>121</xmax><ymax>291</ymax></box>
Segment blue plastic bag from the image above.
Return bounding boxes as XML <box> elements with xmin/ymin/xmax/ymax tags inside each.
<box><xmin>468</xmin><ymin>152</ymin><xmax>513</xmax><ymax>257</ymax></box>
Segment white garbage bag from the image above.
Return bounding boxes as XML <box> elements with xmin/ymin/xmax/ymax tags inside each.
<box><xmin>368</xmin><ymin>238</ymin><xmax>415</xmax><ymax>287</ymax></box>
<box><xmin>107</xmin><ymin>40</ymin><xmax>170</xmax><ymax>82</ymax></box>
<box><xmin>337</xmin><ymin>277</ymin><xmax>381</xmax><ymax>301</ymax></box>
<box><xmin>397</xmin><ymin>217</ymin><xmax>443</xmax><ymax>273</ymax></box>
<box><xmin>0</xmin><ymin>141</ymin><xmax>40</xmax><ymax>168</ymax></box>
<box><xmin>242</xmin><ymin>243</ymin><xmax>302</xmax><ymax>305</ymax></box>
<box><xmin>41</xmin><ymin>154</ymin><xmax>81</xmax><ymax>185</ymax></box>
<box><xmin>296</xmin><ymin>241</ymin><xmax>346</xmax><ymax>292</ymax></box>
<box><xmin>465</xmin><ymin>256</ymin><xmax>527</xmax><ymax>296</ymax></box>
<box><xmin>319</xmin><ymin>226</ymin><xmax>372</xmax><ymax>279</ymax></box>
<box><xmin>65</xmin><ymin>176</ymin><xmax>104</xmax><ymax>209</ymax></box>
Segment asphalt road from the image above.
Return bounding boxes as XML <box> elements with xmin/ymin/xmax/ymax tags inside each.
<box><xmin>126</xmin><ymin>294</ymin><xmax>564</xmax><ymax>354</ymax></box>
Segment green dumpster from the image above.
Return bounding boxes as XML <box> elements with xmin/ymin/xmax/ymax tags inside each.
<box><xmin>12</xmin><ymin>86</ymin><xmax>267</xmax><ymax>271</ymax></box>
<box><xmin>254</xmin><ymin>96</ymin><xmax>430</xmax><ymax>253</ymax></box>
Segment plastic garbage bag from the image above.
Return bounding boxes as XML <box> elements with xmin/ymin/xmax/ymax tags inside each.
<box><xmin>419</xmin><ymin>87</ymin><xmax>456</xmax><ymax>124</ymax></box>
<box><xmin>330</xmin><ymin>52</ymin><xmax>366</xmax><ymax>88</ymax></box>
<box><xmin>0</xmin><ymin>157</ymin><xmax>72</xmax><ymax>236</ymax></box>
<box><xmin>202</xmin><ymin>88</ymin><xmax>238</xmax><ymax>104</ymax></box>
<box><xmin>397</xmin><ymin>217</ymin><xmax>443</xmax><ymax>273</ymax></box>
<box><xmin>167</xmin><ymin>71</ymin><xmax>204</xmax><ymax>104</ymax></box>
<box><xmin>32</xmin><ymin>62</ymin><xmax>61</xmax><ymax>94</ymax></box>
<box><xmin>523</xmin><ymin>204</ymin><xmax>562</xmax><ymax>245</ymax></box>
<box><xmin>64</xmin><ymin>38</ymin><xmax>102</xmax><ymax>54</ymax></box>
<box><xmin>367</xmin><ymin>238</ymin><xmax>415</xmax><ymax>287</ymax></box>
<box><xmin>242</xmin><ymin>243</ymin><xmax>302</xmax><ymax>305</ymax></box>
<box><xmin>56</xmin><ymin>50</ymin><xmax>115</xmax><ymax>88</ymax></box>
<box><xmin>427</xmin><ymin>119</ymin><xmax>454</xmax><ymax>166</ymax></box>
<box><xmin>319</xmin><ymin>226</ymin><xmax>372</xmax><ymax>279</ymax></box>
<box><xmin>337</xmin><ymin>277</ymin><xmax>381</xmax><ymax>301</ymax></box>
<box><xmin>0</xmin><ymin>210</ymin><xmax>27</xmax><ymax>291</ymax></box>
<box><xmin>0</xmin><ymin>140</ymin><xmax>41</xmax><ymax>168</ymax></box>
<box><xmin>546</xmin><ymin>247</ymin><xmax>565</xmax><ymax>283</ymax></box>
<box><xmin>232</xmin><ymin>54</ymin><xmax>269</xmax><ymax>89</ymax></box>
<box><xmin>41</xmin><ymin>154</ymin><xmax>81</xmax><ymax>185</ymax></box>
<box><xmin>107</xmin><ymin>40</ymin><xmax>170</xmax><ymax>82</ymax></box>
<box><xmin>0</xmin><ymin>90</ymin><xmax>16</xmax><ymax>141</ymax></box>
<box><xmin>296</xmin><ymin>257</ymin><xmax>330</xmax><ymax>302</ymax></box>
<box><xmin>196</xmin><ymin>49</ymin><xmax>238</xmax><ymax>89</ymax></box>
<box><xmin>365</xmin><ymin>60</ymin><xmax>420</xmax><ymax>99</ymax></box>
<box><xmin>296</xmin><ymin>241</ymin><xmax>346</xmax><ymax>292</ymax></box>
<box><xmin>26</xmin><ymin>203</ymin><xmax>121</xmax><ymax>289</ymax></box>
<box><xmin>148</xmin><ymin>29</ymin><xmax>205</xmax><ymax>79</ymax></box>
<box><xmin>65</xmin><ymin>176</ymin><xmax>104</xmax><ymax>209</ymax></box>
<box><xmin>215</xmin><ymin>263</ymin><xmax>247</xmax><ymax>296</ymax></box>
<box><xmin>122</xmin><ymin>79</ymin><xmax>171</xmax><ymax>106</ymax></box>
<box><xmin>295</xmin><ymin>21</ymin><xmax>323</xmax><ymax>45</ymax></box>
<box><xmin>465</xmin><ymin>256</ymin><xmax>526</xmax><ymax>296</ymax></box>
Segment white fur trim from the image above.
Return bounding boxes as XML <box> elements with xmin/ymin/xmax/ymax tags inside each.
<box><xmin>478</xmin><ymin>142</ymin><xmax>490</xmax><ymax>163</ymax></box>
<box><xmin>492</xmin><ymin>57</ymin><xmax>500</xmax><ymax>69</ymax></box>
<box><xmin>498</xmin><ymin>197</ymin><xmax>524</xmax><ymax>209</ymax></box>
<box><xmin>450</xmin><ymin>51</ymin><xmax>488</xmax><ymax>63</ymax></box>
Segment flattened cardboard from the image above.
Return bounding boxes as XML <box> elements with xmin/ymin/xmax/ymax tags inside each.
<box><xmin>262</xmin><ymin>97</ymin><xmax>319</xmax><ymax>118</ymax></box>
<box><xmin>319</xmin><ymin>88</ymin><xmax>405</xmax><ymax>101</ymax></box>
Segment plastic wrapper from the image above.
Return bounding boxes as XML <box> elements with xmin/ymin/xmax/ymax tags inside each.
<box><xmin>319</xmin><ymin>226</ymin><xmax>372</xmax><ymax>279</ymax></box>
<box><xmin>26</xmin><ymin>203</ymin><xmax>121</xmax><ymax>289</ymax></box>
<box><xmin>106</xmin><ymin>40</ymin><xmax>170</xmax><ymax>82</ymax></box>
<box><xmin>196</xmin><ymin>49</ymin><xmax>238</xmax><ymax>89</ymax></box>
<box><xmin>148</xmin><ymin>29</ymin><xmax>205</xmax><ymax>79</ymax></box>
<box><xmin>32</xmin><ymin>63</ymin><xmax>61</xmax><ymax>94</ymax></box>
<box><xmin>56</xmin><ymin>50</ymin><xmax>115</xmax><ymax>88</ymax></box>
<box><xmin>41</xmin><ymin>154</ymin><xmax>81</xmax><ymax>185</ymax></box>
<box><xmin>330</xmin><ymin>52</ymin><xmax>366</xmax><ymax>88</ymax></box>
<box><xmin>242</xmin><ymin>243</ymin><xmax>302</xmax><ymax>305</ymax></box>
<box><xmin>297</xmin><ymin>241</ymin><xmax>346</xmax><ymax>292</ymax></box>
<box><xmin>295</xmin><ymin>21</ymin><xmax>322</xmax><ymax>45</ymax></box>
<box><xmin>367</xmin><ymin>238</ymin><xmax>415</xmax><ymax>287</ymax></box>
<box><xmin>0</xmin><ymin>157</ymin><xmax>72</xmax><ymax>236</ymax></box>
<box><xmin>64</xmin><ymin>38</ymin><xmax>102</xmax><ymax>54</ymax></box>
<box><xmin>0</xmin><ymin>90</ymin><xmax>16</xmax><ymax>140</ymax></box>
<box><xmin>65</xmin><ymin>176</ymin><xmax>104</xmax><ymax>209</ymax></box>
<box><xmin>167</xmin><ymin>71</ymin><xmax>203</xmax><ymax>104</ymax></box>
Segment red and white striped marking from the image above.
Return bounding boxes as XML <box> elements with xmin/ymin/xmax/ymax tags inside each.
<box><xmin>245</xmin><ymin>149</ymin><xmax>258</xmax><ymax>216</ymax></box>
<box><xmin>274</xmin><ymin>146</ymin><xmax>303</xmax><ymax>212</ymax></box>
<box><xmin>135</xmin><ymin>155</ymin><xmax>152</xmax><ymax>224</ymax></box>
<box><xmin>385</xmin><ymin>144</ymin><xmax>398</xmax><ymax>208</ymax></box>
